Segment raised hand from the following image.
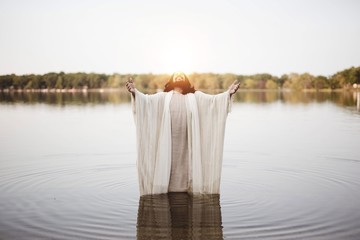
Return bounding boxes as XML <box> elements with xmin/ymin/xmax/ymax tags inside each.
<box><xmin>126</xmin><ymin>77</ymin><xmax>135</xmax><ymax>96</ymax></box>
<box><xmin>228</xmin><ymin>80</ymin><xmax>240</xmax><ymax>97</ymax></box>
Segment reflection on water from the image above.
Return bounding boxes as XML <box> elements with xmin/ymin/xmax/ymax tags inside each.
<box><xmin>1</xmin><ymin>90</ymin><xmax>360</xmax><ymax>110</ymax></box>
<box><xmin>0</xmin><ymin>90</ymin><xmax>130</xmax><ymax>106</ymax></box>
<box><xmin>137</xmin><ymin>193</ymin><xmax>223</xmax><ymax>240</ymax></box>
<box><xmin>1</xmin><ymin>91</ymin><xmax>360</xmax><ymax>239</ymax></box>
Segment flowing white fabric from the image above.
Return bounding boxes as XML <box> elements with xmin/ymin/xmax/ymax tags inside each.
<box><xmin>132</xmin><ymin>89</ymin><xmax>231</xmax><ymax>196</ymax></box>
<box><xmin>168</xmin><ymin>92</ymin><xmax>189</xmax><ymax>192</ymax></box>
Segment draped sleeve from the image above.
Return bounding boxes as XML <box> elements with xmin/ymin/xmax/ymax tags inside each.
<box><xmin>132</xmin><ymin>89</ymin><xmax>173</xmax><ymax>195</ymax></box>
<box><xmin>131</xmin><ymin>89</ymin><xmax>231</xmax><ymax>195</ymax></box>
<box><xmin>194</xmin><ymin>90</ymin><xmax>232</xmax><ymax>194</ymax></box>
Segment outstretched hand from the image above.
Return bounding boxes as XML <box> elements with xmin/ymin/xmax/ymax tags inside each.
<box><xmin>228</xmin><ymin>80</ymin><xmax>240</xmax><ymax>97</ymax></box>
<box><xmin>126</xmin><ymin>77</ymin><xmax>135</xmax><ymax>96</ymax></box>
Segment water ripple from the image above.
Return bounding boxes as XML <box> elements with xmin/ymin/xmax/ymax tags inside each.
<box><xmin>1</xmin><ymin>155</ymin><xmax>360</xmax><ymax>239</ymax></box>
<box><xmin>220</xmin><ymin>157</ymin><xmax>360</xmax><ymax>239</ymax></box>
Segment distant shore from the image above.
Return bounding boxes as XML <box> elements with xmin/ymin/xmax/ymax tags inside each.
<box><xmin>0</xmin><ymin>88</ymin><xmax>125</xmax><ymax>93</ymax></box>
<box><xmin>1</xmin><ymin>66</ymin><xmax>360</xmax><ymax>92</ymax></box>
<box><xmin>1</xmin><ymin>87</ymin><xmax>359</xmax><ymax>93</ymax></box>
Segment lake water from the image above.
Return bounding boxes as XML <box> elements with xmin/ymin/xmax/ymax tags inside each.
<box><xmin>0</xmin><ymin>90</ymin><xmax>360</xmax><ymax>239</ymax></box>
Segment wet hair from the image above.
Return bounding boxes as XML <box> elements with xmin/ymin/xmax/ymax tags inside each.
<box><xmin>163</xmin><ymin>73</ymin><xmax>196</xmax><ymax>94</ymax></box>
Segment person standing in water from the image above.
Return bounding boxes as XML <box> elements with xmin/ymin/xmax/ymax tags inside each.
<box><xmin>126</xmin><ymin>72</ymin><xmax>239</xmax><ymax>195</ymax></box>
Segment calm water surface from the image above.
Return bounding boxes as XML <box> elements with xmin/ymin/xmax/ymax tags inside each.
<box><xmin>0</xmin><ymin>91</ymin><xmax>360</xmax><ymax>239</ymax></box>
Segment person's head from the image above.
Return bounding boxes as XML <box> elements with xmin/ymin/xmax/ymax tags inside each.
<box><xmin>164</xmin><ymin>71</ymin><xmax>196</xmax><ymax>94</ymax></box>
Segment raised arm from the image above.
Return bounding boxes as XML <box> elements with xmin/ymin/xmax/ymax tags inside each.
<box><xmin>228</xmin><ymin>80</ymin><xmax>240</xmax><ymax>98</ymax></box>
<box><xmin>125</xmin><ymin>77</ymin><xmax>135</xmax><ymax>98</ymax></box>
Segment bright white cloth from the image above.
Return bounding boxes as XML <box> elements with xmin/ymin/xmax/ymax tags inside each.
<box><xmin>168</xmin><ymin>92</ymin><xmax>189</xmax><ymax>192</ymax></box>
<box><xmin>132</xmin><ymin>89</ymin><xmax>231</xmax><ymax>196</ymax></box>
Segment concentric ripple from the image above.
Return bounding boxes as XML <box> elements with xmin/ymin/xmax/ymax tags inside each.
<box><xmin>0</xmin><ymin>153</ymin><xmax>139</xmax><ymax>240</ymax></box>
<box><xmin>1</xmin><ymin>101</ymin><xmax>360</xmax><ymax>239</ymax></box>
<box><xmin>220</xmin><ymin>155</ymin><xmax>360</xmax><ymax>240</ymax></box>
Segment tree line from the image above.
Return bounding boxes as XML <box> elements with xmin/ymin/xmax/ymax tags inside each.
<box><xmin>1</xmin><ymin>66</ymin><xmax>359</xmax><ymax>91</ymax></box>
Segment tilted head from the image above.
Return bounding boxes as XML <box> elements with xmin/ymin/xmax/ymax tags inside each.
<box><xmin>173</xmin><ymin>71</ymin><xmax>186</xmax><ymax>82</ymax></box>
<box><xmin>164</xmin><ymin>71</ymin><xmax>196</xmax><ymax>94</ymax></box>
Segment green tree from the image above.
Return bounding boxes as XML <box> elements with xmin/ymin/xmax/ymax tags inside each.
<box><xmin>265</xmin><ymin>80</ymin><xmax>278</xmax><ymax>89</ymax></box>
<box><xmin>55</xmin><ymin>76</ymin><xmax>63</xmax><ymax>89</ymax></box>
<box><xmin>279</xmin><ymin>74</ymin><xmax>288</xmax><ymax>88</ymax></box>
<box><xmin>244</xmin><ymin>78</ymin><xmax>256</xmax><ymax>89</ymax></box>
<box><xmin>43</xmin><ymin>73</ymin><xmax>58</xmax><ymax>89</ymax></box>
<box><xmin>0</xmin><ymin>74</ymin><xmax>14</xmax><ymax>89</ymax></box>
<box><xmin>313</xmin><ymin>76</ymin><xmax>329</xmax><ymax>90</ymax></box>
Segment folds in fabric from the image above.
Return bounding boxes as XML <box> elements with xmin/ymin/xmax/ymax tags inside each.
<box><xmin>132</xmin><ymin>90</ymin><xmax>231</xmax><ymax>196</ymax></box>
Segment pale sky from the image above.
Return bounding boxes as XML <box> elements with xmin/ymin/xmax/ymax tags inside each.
<box><xmin>1</xmin><ymin>0</ymin><xmax>359</xmax><ymax>76</ymax></box>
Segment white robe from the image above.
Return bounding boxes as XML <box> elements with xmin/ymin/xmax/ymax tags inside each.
<box><xmin>132</xmin><ymin>89</ymin><xmax>231</xmax><ymax>196</ymax></box>
<box><xmin>168</xmin><ymin>92</ymin><xmax>189</xmax><ymax>192</ymax></box>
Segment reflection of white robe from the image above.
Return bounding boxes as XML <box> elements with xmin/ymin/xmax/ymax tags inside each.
<box><xmin>132</xmin><ymin>89</ymin><xmax>231</xmax><ymax>196</ymax></box>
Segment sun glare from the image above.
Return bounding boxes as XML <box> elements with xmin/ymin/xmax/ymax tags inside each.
<box><xmin>158</xmin><ymin>44</ymin><xmax>195</xmax><ymax>75</ymax></box>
